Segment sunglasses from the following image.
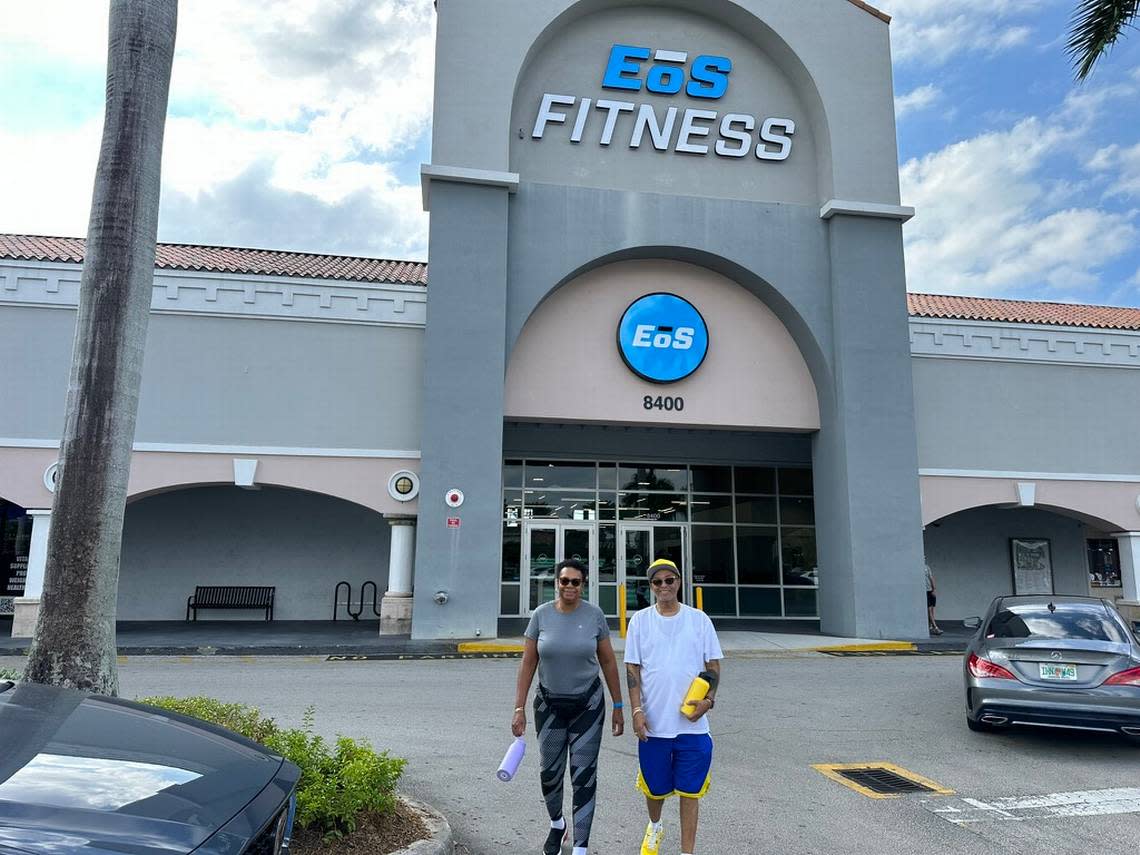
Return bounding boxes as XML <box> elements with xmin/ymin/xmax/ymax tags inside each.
<box><xmin>558</xmin><ymin>577</ymin><xmax>583</xmax><ymax>587</ymax></box>
<box><xmin>651</xmin><ymin>576</ymin><xmax>679</xmax><ymax>587</ymax></box>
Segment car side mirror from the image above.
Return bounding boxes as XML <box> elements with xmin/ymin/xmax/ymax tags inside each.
<box><xmin>963</xmin><ymin>616</ymin><xmax>982</xmax><ymax>630</ymax></box>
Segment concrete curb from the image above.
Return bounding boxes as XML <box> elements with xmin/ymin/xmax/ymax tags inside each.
<box><xmin>396</xmin><ymin>796</ymin><xmax>454</xmax><ymax>855</ymax></box>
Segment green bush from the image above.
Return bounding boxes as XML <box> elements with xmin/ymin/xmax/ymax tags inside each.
<box><xmin>0</xmin><ymin>667</ymin><xmax>20</xmax><ymax>682</ymax></box>
<box><xmin>140</xmin><ymin>697</ymin><xmax>405</xmax><ymax>839</ymax></box>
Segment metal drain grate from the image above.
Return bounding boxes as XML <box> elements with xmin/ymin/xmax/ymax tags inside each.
<box><xmin>812</xmin><ymin>763</ymin><xmax>954</xmax><ymax>799</ymax></box>
<box><xmin>836</xmin><ymin>767</ymin><xmax>936</xmax><ymax>795</ymax></box>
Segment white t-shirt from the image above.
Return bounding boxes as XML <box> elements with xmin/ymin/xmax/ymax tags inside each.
<box><xmin>624</xmin><ymin>603</ymin><xmax>724</xmax><ymax>738</ymax></box>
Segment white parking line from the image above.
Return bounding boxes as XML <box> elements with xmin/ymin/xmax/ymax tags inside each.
<box><xmin>926</xmin><ymin>788</ymin><xmax>1140</xmax><ymax>824</ymax></box>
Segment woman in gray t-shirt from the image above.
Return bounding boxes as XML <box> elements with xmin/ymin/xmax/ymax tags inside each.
<box><xmin>511</xmin><ymin>559</ymin><xmax>624</xmax><ymax>855</ymax></box>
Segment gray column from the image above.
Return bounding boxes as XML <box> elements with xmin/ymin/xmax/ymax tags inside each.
<box><xmin>380</xmin><ymin>515</ymin><xmax>416</xmax><ymax>636</ymax></box>
<box><xmin>1115</xmin><ymin>532</ymin><xmax>1140</xmax><ymax>603</ymax></box>
<box><xmin>412</xmin><ymin>180</ymin><xmax>510</xmax><ymax>639</ymax></box>
<box><xmin>813</xmin><ymin>214</ymin><xmax>929</xmax><ymax>639</ymax></box>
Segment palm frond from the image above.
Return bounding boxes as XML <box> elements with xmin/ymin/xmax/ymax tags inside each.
<box><xmin>1067</xmin><ymin>0</ymin><xmax>1140</xmax><ymax>80</ymax></box>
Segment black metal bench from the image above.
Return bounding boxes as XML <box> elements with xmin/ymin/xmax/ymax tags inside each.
<box><xmin>186</xmin><ymin>585</ymin><xmax>275</xmax><ymax>621</ymax></box>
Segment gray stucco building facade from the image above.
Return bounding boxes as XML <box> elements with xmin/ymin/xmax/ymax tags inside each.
<box><xmin>3</xmin><ymin>0</ymin><xmax>1140</xmax><ymax>640</ymax></box>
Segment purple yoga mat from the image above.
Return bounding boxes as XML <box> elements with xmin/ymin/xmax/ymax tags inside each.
<box><xmin>496</xmin><ymin>736</ymin><xmax>526</xmax><ymax>782</ymax></box>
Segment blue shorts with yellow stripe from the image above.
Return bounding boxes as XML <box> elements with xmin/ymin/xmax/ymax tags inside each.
<box><xmin>636</xmin><ymin>734</ymin><xmax>713</xmax><ymax>800</ymax></box>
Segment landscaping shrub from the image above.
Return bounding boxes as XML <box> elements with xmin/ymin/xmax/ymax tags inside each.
<box><xmin>0</xmin><ymin>667</ymin><xmax>19</xmax><ymax>682</ymax></box>
<box><xmin>141</xmin><ymin>697</ymin><xmax>406</xmax><ymax>839</ymax></box>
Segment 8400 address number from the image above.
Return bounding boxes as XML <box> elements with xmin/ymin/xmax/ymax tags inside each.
<box><xmin>643</xmin><ymin>395</ymin><xmax>684</xmax><ymax>412</ymax></box>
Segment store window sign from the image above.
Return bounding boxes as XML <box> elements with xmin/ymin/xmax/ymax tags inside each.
<box><xmin>618</xmin><ymin>294</ymin><xmax>709</xmax><ymax>384</ymax></box>
<box><xmin>532</xmin><ymin>43</ymin><xmax>795</xmax><ymax>161</ymax></box>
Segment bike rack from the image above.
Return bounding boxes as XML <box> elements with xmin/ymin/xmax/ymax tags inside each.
<box><xmin>332</xmin><ymin>580</ymin><xmax>383</xmax><ymax>621</ymax></box>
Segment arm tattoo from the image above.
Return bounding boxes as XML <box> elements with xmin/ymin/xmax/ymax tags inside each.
<box><xmin>626</xmin><ymin>666</ymin><xmax>639</xmax><ymax>690</ymax></box>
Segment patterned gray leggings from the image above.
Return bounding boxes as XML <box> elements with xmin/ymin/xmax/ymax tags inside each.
<box><xmin>534</xmin><ymin>678</ymin><xmax>605</xmax><ymax>848</ymax></box>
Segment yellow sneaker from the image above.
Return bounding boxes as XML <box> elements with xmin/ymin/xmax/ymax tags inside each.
<box><xmin>640</xmin><ymin>821</ymin><xmax>664</xmax><ymax>854</ymax></box>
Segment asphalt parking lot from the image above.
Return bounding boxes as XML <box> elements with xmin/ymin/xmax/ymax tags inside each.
<box><xmin>4</xmin><ymin>652</ymin><xmax>1138</xmax><ymax>854</ymax></box>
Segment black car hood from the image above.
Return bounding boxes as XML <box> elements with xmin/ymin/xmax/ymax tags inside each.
<box><xmin>0</xmin><ymin>682</ymin><xmax>282</xmax><ymax>854</ymax></box>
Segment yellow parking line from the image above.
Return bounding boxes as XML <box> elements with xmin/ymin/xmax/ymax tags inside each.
<box><xmin>457</xmin><ymin>641</ymin><xmax>524</xmax><ymax>653</ymax></box>
<box><xmin>813</xmin><ymin>762</ymin><xmax>955</xmax><ymax>800</ymax></box>
<box><xmin>812</xmin><ymin>642</ymin><xmax>917</xmax><ymax>653</ymax></box>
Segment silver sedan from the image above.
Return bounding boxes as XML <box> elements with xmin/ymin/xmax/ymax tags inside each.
<box><xmin>963</xmin><ymin>595</ymin><xmax>1140</xmax><ymax>742</ymax></box>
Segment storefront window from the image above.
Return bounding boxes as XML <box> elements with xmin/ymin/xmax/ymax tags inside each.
<box><xmin>1</xmin><ymin>501</ymin><xmax>32</xmax><ymax>616</ymax></box>
<box><xmin>734</xmin><ymin>496</ymin><xmax>777</xmax><ymax>525</ymax></box>
<box><xmin>525</xmin><ymin>461</ymin><xmax>596</xmax><ymax>491</ymax></box>
<box><xmin>736</xmin><ymin>527</ymin><xmax>780</xmax><ymax>585</ymax></box>
<box><xmin>691</xmin><ymin>526</ymin><xmax>734</xmax><ymax>584</ymax></box>
<box><xmin>619</xmin><ymin>464</ymin><xmax>688</xmax><ymax>493</ymax></box>
<box><xmin>691</xmin><ymin>465</ymin><xmax>732</xmax><ymax>493</ymax></box>
<box><xmin>778</xmin><ymin>467</ymin><xmax>813</xmax><ymax>496</ymax></box>
<box><xmin>735</xmin><ymin>466</ymin><xmax>776</xmax><ymax>495</ymax></box>
<box><xmin>500</xmin><ymin>459</ymin><xmax>817</xmax><ymax>619</ymax></box>
<box><xmin>739</xmin><ymin>587</ymin><xmax>781</xmax><ymax>616</ymax></box>
<box><xmin>1086</xmin><ymin>539</ymin><xmax>1122</xmax><ymax>588</ymax></box>
<box><xmin>781</xmin><ymin>528</ymin><xmax>817</xmax><ymax>586</ymax></box>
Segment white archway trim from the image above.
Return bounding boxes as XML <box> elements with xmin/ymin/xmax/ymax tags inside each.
<box><xmin>921</xmin><ymin>474</ymin><xmax>1140</xmax><ymax>532</ymax></box>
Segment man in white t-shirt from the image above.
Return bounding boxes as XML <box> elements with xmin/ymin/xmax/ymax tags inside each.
<box><xmin>625</xmin><ymin>558</ymin><xmax>724</xmax><ymax>855</ymax></box>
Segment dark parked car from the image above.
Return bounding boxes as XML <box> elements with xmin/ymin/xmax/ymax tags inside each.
<box><xmin>0</xmin><ymin>680</ymin><xmax>298</xmax><ymax>854</ymax></box>
<box><xmin>963</xmin><ymin>595</ymin><xmax>1140</xmax><ymax>742</ymax></box>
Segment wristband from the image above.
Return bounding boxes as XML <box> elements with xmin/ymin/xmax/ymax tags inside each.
<box><xmin>613</xmin><ymin>701</ymin><xmax>624</xmax><ymax>710</ymax></box>
<box><xmin>513</xmin><ymin>707</ymin><xmax>525</xmax><ymax>713</ymax></box>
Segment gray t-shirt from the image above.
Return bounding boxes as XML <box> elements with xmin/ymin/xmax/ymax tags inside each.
<box><xmin>524</xmin><ymin>600</ymin><xmax>610</xmax><ymax>695</ymax></box>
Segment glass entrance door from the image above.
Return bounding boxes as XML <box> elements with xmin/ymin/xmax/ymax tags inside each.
<box><xmin>618</xmin><ymin>524</ymin><xmax>687</xmax><ymax>614</ymax></box>
<box><xmin>523</xmin><ymin>523</ymin><xmax>597</xmax><ymax>612</ymax></box>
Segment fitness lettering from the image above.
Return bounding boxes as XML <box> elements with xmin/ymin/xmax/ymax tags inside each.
<box><xmin>531</xmin><ymin>43</ymin><xmax>795</xmax><ymax>161</ymax></box>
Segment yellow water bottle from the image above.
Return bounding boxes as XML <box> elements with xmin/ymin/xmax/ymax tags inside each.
<box><xmin>680</xmin><ymin>673</ymin><xmax>711</xmax><ymax>714</ymax></box>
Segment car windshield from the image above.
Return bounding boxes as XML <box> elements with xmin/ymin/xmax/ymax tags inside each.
<box><xmin>987</xmin><ymin>604</ymin><xmax>1127</xmax><ymax>642</ymax></box>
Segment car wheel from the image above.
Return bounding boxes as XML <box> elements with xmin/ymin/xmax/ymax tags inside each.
<box><xmin>967</xmin><ymin>715</ymin><xmax>999</xmax><ymax>733</ymax></box>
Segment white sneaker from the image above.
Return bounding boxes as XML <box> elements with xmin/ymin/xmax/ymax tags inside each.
<box><xmin>640</xmin><ymin>821</ymin><xmax>664</xmax><ymax>854</ymax></box>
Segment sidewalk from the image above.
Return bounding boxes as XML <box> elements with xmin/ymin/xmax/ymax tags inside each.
<box><xmin>0</xmin><ymin>619</ymin><xmax>969</xmax><ymax>657</ymax></box>
<box><xmin>460</xmin><ymin>627</ymin><xmax>969</xmax><ymax>656</ymax></box>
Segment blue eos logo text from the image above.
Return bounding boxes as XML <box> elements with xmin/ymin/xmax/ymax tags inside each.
<box><xmin>603</xmin><ymin>44</ymin><xmax>732</xmax><ymax>100</ymax></box>
<box><xmin>618</xmin><ymin>293</ymin><xmax>709</xmax><ymax>384</ymax></box>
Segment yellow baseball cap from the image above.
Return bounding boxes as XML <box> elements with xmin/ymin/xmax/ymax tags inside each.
<box><xmin>647</xmin><ymin>558</ymin><xmax>679</xmax><ymax>579</ymax></box>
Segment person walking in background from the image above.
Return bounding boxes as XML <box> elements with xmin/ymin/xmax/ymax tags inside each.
<box><xmin>926</xmin><ymin>562</ymin><xmax>943</xmax><ymax>635</ymax></box>
<box><xmin>511</xmin><ymin>559</ymin><xmax>625</xmax><ymax>855</ymax></box>
<box><xmin>625</xmin><ymin>558</ymin><xmax>723</xmax><ymax>855</ymax></box>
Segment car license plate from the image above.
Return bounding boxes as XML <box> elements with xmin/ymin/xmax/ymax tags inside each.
<box><xmin>1039</xmin><ymin>663</ymin><xmax>1078</xmax><ymax>681</ymax></box>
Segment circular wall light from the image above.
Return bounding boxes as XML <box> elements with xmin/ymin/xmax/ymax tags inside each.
<box><xmin>388</xmin><ymin>470</ymin><xmax>420</xmax><ymax>502</ymax></box>
<box><xmin>43</xmin><ymin>462</ymin><xmax>60</xmax><ymax>493</ymax></box>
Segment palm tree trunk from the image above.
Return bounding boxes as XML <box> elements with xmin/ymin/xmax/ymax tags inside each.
<box><xmin>23</xmin><ymin>0</ymin><xmax>177</xmax><ymax>694</ymax></box>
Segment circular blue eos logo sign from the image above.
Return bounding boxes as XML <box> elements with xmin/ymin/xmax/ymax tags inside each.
<box><xmin>617</xmin><ymin>293</ymin><xmax>709</xmax><ymax>384</ymax></box>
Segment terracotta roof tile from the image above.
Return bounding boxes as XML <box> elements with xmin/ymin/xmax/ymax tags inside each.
<box><xmin>0</xmin><ymin>233</ymin><xmax>426</xmax><ymax>286</ymax></box>
<box><xmin>845</xmin><ymin>0</ymin><xmax>890</xmax><ymax>24</ymax></box>
<box><xmin>907</xmin><ymin>292</ymin><xmax>1140</xmax><ymax>332</ymax></box>
<box><xmin>6</xmin><ymin>234</ymin><xmax>1140</xmax><ymax>332</ymax></box>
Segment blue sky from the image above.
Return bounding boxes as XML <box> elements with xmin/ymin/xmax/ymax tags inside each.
<box><xmin>2</xmin><ymin>1</ymin><xmax>1140</xmax><ymax>307</ymax></box>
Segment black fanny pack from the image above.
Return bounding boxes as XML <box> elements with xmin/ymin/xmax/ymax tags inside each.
<box><xmin>539</xmin><ymin>677</ymin><xmax>600</xmax><ymax>717</ymax></box>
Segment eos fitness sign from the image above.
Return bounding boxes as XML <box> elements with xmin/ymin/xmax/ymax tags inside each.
<box><xmin>532</xmin><ymin>43</ymin><xmax>795</xmax><ymax>161</ymax></box>
<box><xmin>618</xmin><ymin>293</ymin><xmax>709</xmax><ymax>385</ymax></box>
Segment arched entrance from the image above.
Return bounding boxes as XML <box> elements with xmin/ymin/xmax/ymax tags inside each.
<box><xmin>118</xmin><ymin>485</ymin><xmax>392</xmax><ymax>621</ymax></box>
<box><xmin>924</xmin><ymin>503</ymin><xmax>1129</xmax><ymax>620</ymax></box>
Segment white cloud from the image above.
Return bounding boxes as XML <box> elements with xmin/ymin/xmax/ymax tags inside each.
<box><xmin>881</xmin><ymin>0</ymin><xmax>1043</xmax><ymax>65</ymax></box>
<box><xmin>0</xmin><ymin>1</ymin><xmax>435</xmax><ymax>259</ymax></box>
<box><xmin>1087</xmin><ymin>142</ymin><xmax>1140</xmax><ymax>198</ymax></box>
<box><xmin>901</xmin><ymin>110</ymin><xmax>1138</xmax><ymax>297</ymax></box>
<box><xmin>895</xmin><ymin>84</ymin><xmax>942</xmax><ymax>119</ymax></box>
